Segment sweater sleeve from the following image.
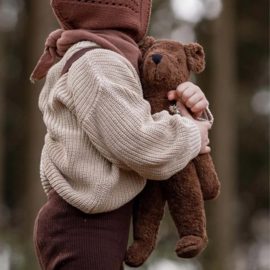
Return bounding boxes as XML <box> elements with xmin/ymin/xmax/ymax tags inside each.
<box><xmin>69</xmin><ymin>49</ymin><xmax>201</xmax><ymax>180</ymax></box>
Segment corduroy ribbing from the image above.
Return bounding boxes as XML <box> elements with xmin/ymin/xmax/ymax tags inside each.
<box><xmin>39</xmin><ymin>41</ymin><xmax>202</xmax><ymax>214</ymax></box>
<box><xmin>34</xmin><ymin>188</ymin><xmax>133</xmax><ymax>269</ymax></box>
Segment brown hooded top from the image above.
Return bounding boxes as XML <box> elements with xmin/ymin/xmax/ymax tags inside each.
<box><xmin>31</xmin><ymin>0</ymin><xmax>152</xmax><ymax>81</ymax></box>
<box><xmin>51</xmin><ymin>0</ymin><xmax>152</xmax><ymax>43</ymax></box>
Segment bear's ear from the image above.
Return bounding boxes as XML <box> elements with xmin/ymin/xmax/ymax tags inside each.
<box><xmin>184</xmin><ymin>43</ymin><xmax>205</xmax><ymax>74</ymax></box>
<box><xmin>139</xmin><ymin>36</ymin><xmax>155</xmax><ymax>57</ymax></box>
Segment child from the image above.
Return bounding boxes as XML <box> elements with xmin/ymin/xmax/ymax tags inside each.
<box><xmin>31</xmin><ymin>1</ymin><xmax>212</xmax><ymax>269</ymax></box>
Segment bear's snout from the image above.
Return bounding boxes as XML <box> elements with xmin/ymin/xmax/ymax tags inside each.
<box><xmin>152</xmin><ymin>54</ymin><xmax>163</xmax><ymax>65</ymax></box>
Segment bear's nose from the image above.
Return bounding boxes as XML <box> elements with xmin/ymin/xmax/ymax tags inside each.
<box><xmin>152</xmin><ymin>54</ymin><xmax>163</xmax><ymax>65</ymax></box>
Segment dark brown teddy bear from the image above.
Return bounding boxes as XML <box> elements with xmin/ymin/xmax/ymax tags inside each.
<box><xmin>125</xmin><ymin>37</ymin><xmax>221</xmax><ymax>267</ymax></box>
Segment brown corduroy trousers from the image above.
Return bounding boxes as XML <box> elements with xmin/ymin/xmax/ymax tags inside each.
<box><xmin>33</xmin><ymin>188</ymin><xmax>133</xmax><ymax>270</ymax></box>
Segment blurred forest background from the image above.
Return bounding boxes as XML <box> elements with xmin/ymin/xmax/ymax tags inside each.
<box><xmin>0</xmin><ymin>0</ymin><xmax>269</xmax><ymax>269</ymax></box>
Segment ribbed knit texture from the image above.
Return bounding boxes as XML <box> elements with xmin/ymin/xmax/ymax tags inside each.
<box><xmin>51</xmin><ymin>0</ymin><xmax>152</xmax><ymax>43</ymax></box>
<box><xmin>33</xmin><ymin>189</ymin><xmax>133</xmax><ymax>269</ymax></box>
<box><xmin>39</xmin><ymin>41</ymin><xmax>201</xmax><ymax>214</ymax></box>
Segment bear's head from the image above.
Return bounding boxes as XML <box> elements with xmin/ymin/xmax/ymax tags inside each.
<box><xmin>139</xmin><ymin>37</ymin><xmax>205</xmax><ymax>100</ymax></box>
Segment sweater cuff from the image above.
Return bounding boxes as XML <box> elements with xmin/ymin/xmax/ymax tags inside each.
<box><xmin>184</xmin><ymin>118</ymin><xmax>201</xmax><ymax>160</ymax></box>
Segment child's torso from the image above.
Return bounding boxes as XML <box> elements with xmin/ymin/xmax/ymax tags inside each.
<box><xmin>39</xmin><ymin>41</ymin><xmax>146</xmax><ymax>214</ymax></box>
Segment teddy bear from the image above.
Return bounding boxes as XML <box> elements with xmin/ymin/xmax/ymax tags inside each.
<box><xmin>124</xmin><ymin>37</ymin><xmax>221</xmax><ymax>267</ymax></box>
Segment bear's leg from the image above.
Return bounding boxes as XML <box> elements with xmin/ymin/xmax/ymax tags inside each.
<box><xmin>193</xmin><ymin>154</ymin><xmax>221</xmax><ymax>200</ymax></box>
<box><xmin>161</xmin><ymin>162</ymin><xmax>208</xmax><ymax>259</ymax></box>
<box><xmin>125</xmin><ymin>180</ymin><xmax>166</xmax><ymax>267</ymax></box>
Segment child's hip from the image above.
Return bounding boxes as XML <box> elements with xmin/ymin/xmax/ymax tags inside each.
<box><xmin>33</xmin><ymin>188</ymin><xmax>133</xmax><ymax>270</ymax></box>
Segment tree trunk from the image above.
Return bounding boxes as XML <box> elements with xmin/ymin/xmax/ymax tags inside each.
<box><xmin>20</xmin><ymin>0</ymin><xmax>57</xmax><ymax>268</ymax></box>
<box><xmin>202</xmin><ymin>0</ymin><xmax>238</xmax><ymax>269</ymax></box>
<box><xmin>0</xmin><ymin>24</ymin><xmax>5</xmax><ymax>205</ymax></box>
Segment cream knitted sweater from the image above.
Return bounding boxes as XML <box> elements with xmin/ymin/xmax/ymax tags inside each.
<box><xmin>39</xmin><ymin>41</ymin><xmax>203</xmax><ymax>214</ymax></box>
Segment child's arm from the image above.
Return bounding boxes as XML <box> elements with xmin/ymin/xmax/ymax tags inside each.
<box><xmin>69</xmin><ymin>50</ymin><xmax>202</xmax><ymax>180</ymax></box>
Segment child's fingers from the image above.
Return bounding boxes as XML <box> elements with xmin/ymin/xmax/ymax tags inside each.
<box><xmin>181</xmin><ymin>87</ymin><xmax>196</xmax><ymax>102</ymax></box>
<box><xmin>204</xmin><ymin>147</ymin><xmax>211</xmax><ymax>154</ymax></box>
<box><xmin>186</xmin><ymin>93</ymin><xmax>204</xmax><ymax>108</ymax></box>
<box><xmin>200</xmin><ymin>146</ymin><xmax>211</xmax><ymax>154</ymax></box>
<box><xmin>176</xmin><ymin>82</ymin><xmax>191</xmax><ymax>95</ymax></box>
<box><xmin>190</xmin><ymin>99</ymin><xmax>208</xmax><ymax>114</ymax></box>
<box><xmin>168</xmin><ymin>82</ymin><xmax>198</xmax><ymax>101</ymax></box>
<box><xmin>176</xmin><ymin>101</ymin><xmax>193</xmax><ymax>119</ymax></box>
<box><xmin>203</xmin><ymin>121</ymin><xmax>212</xmax><ymax>130</ymax></box>
<box><xmin>167</xmin><ymin>90</ymin><xmax>178</xmax><ymax>101</ymax></box>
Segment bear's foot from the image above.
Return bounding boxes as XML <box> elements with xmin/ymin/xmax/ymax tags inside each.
<box><xmin>175</xmin><ymin>236</ymin><xmax>208</xmax><ymax>259</ymax></box>
<box><xmin>124</xmin><ymin>240</ymin><xmax>156</xmax><ymax>268</ymax></box>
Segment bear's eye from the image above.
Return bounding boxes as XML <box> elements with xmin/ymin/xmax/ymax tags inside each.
<box><xmin>177</xmin><ymin>59</ymin><xmax>181</xmax><ymax>64</ymax></box>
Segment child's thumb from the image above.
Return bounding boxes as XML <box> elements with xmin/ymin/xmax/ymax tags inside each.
<box><xmin>177</xmin><ymin>101</ymin><xmax>193</xmax><ymax>119</ymax></box>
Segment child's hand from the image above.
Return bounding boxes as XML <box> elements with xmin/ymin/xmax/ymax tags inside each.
<box><xmin>177</xmin><ymin>101</ymin><xmax>212</xmax><ymax>154</ymax></box>
<box><xmin>167</xmin><ymin>82</ymin><xmax>209</xmax><ymax>117</ymax></box>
